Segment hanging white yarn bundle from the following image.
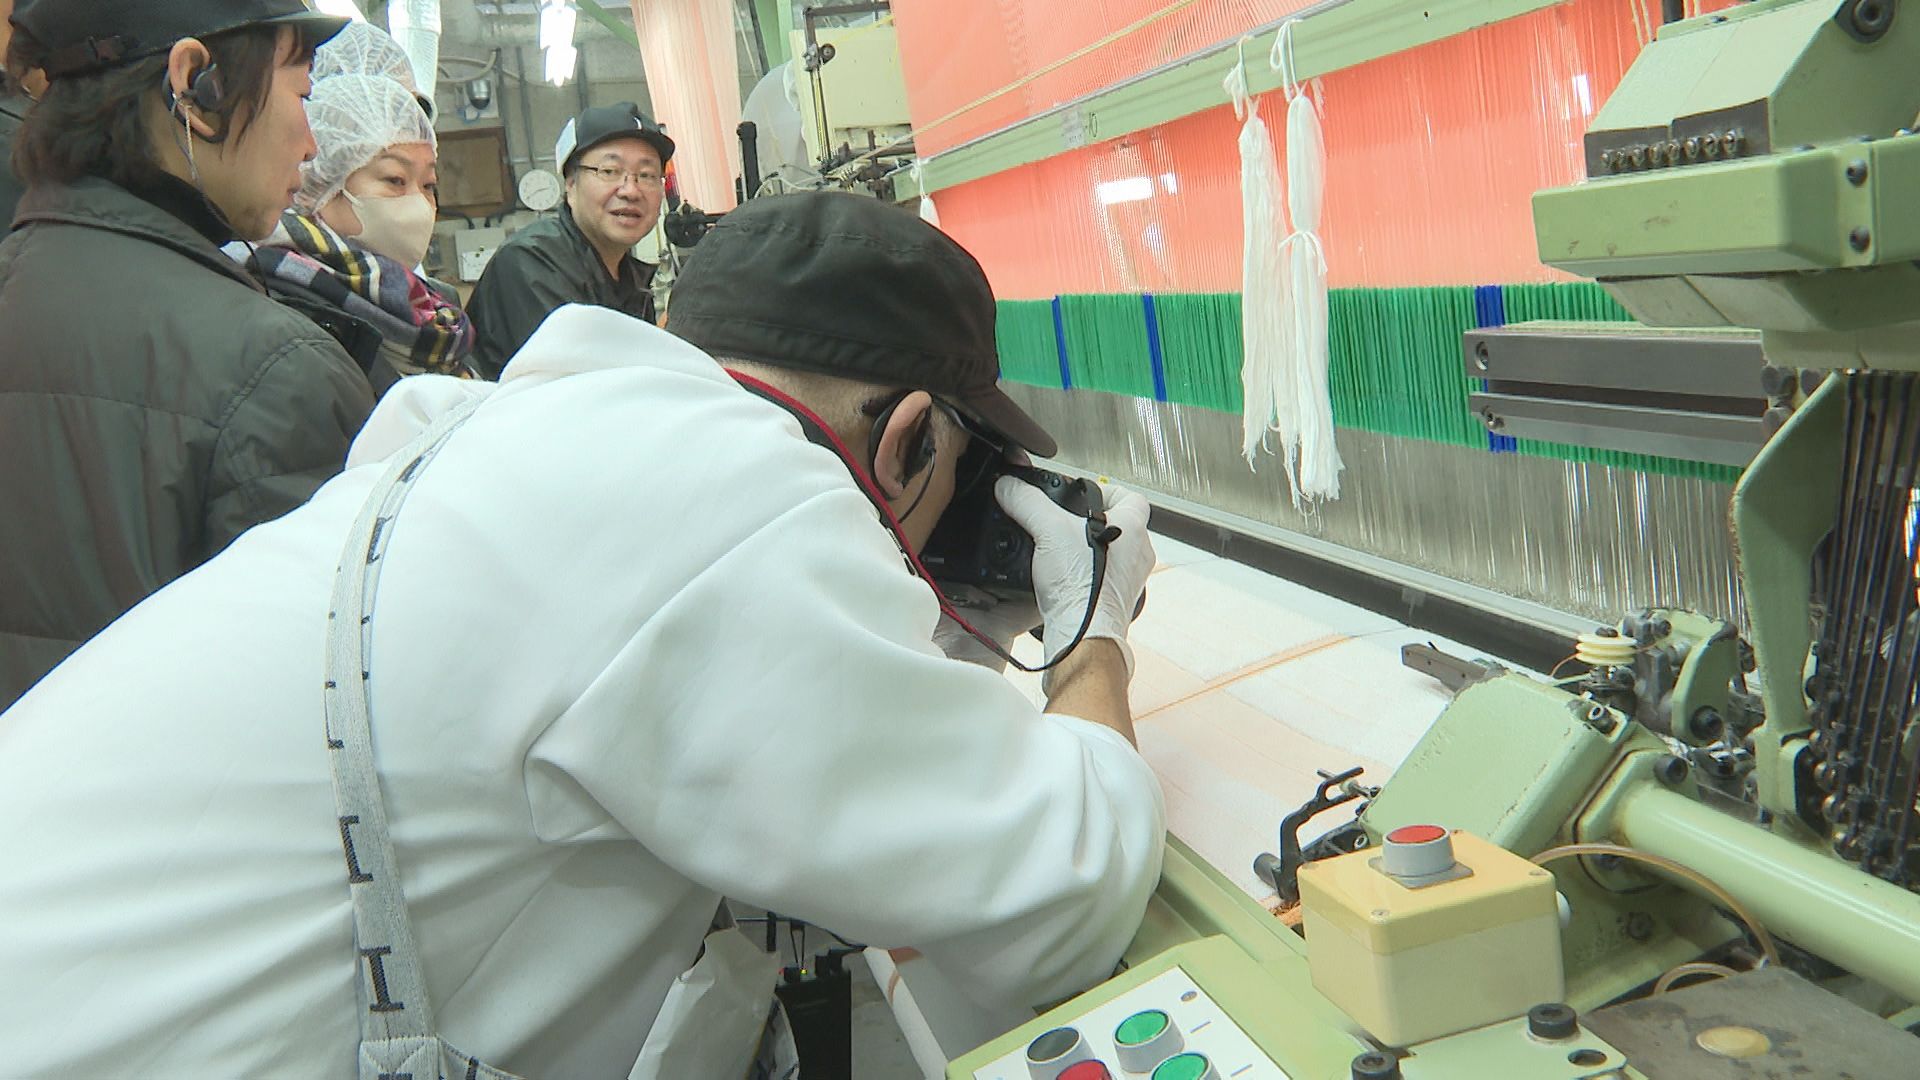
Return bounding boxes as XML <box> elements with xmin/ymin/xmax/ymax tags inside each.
<box><xmin>1274</xmin><ymin>21</ymin><xmax>1342</xmax><ymax>507</ymax></box>
<box><xmin>1228</xmin><ymin>40</ymin><xmax>1289</xmax><ymax>469</ymax></box>
<box><xmin>914</xmin><ymin>161</ymin><xmax>941</xmax><ymax>227</ymax></box>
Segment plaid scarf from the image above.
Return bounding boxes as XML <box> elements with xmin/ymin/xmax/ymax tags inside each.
<box><xmin>251</xmin><ymin>211</ymin><xmax>474</xmax><ymax>378</ymax></box>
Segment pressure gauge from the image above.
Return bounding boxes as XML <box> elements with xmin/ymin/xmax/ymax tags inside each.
<box><xmin>518</xmin><ymin>168</ymin><xmax>563</xmax><ymax>212</ymax></box>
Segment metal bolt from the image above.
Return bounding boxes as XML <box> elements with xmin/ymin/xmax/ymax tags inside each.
<box><xmin>1851</xmin><ymin>227</ymin><xmax>1873</xmax><ymax>252</ymax></box>
<box><xmin>1482</xmin><ymin>408</ymin><xmax>1504</xmax><ymax>431</ymax></box>
<box><xmin>1624</xmin><ymin>911</ymin><xmax>1655</xmax><ymax>942</ymax></box>
<box><xmin>1684</xmin><ymin>137</ymin><xmax>1701</xmax><ymax>160</ymax></box>
<box><xmin>1847</xmin><ymin>160</ymin><xmax>1869</xmax><ymax>185</ymax></box>
<box><xmin>1689</xmin><ymin>707</ymin><xmax>1725</xmax><ymax>742</ymax></box>
<box><xmin>1816</xmin><ymin>761</ymin><xmax>1844</xmax><ymax>792</ymax></box>
<box><xmin>1666</xmin><ymin>140</ymin><xmax>1681</xmax><ymax>164</ymax></box>
<box><xmin>1473</xmin><ymin>341</ymin><xmax>1491</xmax><ymax>370</ymax></box>
<box><xmin>1655</xmin><ymin>755</ymin><xmax>1692</xmax><ymax>786</ymax></box>
<box><xmin>1702</xmin><ymin>139</ymin><xmax>1720</xmax><ymax>160</ymax></box>
<box><xmin>1628</xmin><ymin>146</ymin><xmax>1646</xmax><ymax>167</ymax></box>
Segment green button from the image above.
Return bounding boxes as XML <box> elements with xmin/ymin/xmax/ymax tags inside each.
<box><xmin>1151</xmin><ymin>1053</ymin><xmax>1211</xmax><ymax>1080</ymax></box>
<box><xmin>1114</xmin><ymin>1009</ymin><xmax>1170</xmax><ymax>1047</ymax></box>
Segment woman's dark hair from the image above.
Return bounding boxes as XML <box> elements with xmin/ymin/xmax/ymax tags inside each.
<box><xmin>8</xmin><ymin>23</ymin><xmax>314</xmax><ymax>190</ymax></box>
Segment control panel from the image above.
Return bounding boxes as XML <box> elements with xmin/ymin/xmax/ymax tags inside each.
<box><xmin>969</xmin><ymin>967</ymin><xmax>1290</xmax><ymax>1080</ymax></box>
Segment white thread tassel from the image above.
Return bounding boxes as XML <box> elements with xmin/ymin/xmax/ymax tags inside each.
<box><xmin>1274</xmin><ymin>21</ymin><xmax>1342</xmax><ymax>507</ymax></box>
<box><xmin>1228</xmin><ymin>42</ymin><xmax>1287</xmax><ymax>470</ymax></box>
<box><xmin>914</xmin><ymin>161</ymin><xmax>941</xmax><ymax>227</ymax></box>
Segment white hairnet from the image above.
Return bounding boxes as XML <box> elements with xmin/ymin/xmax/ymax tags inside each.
<box><xmin>312</xmin><ymin>21</ymin><xmax>419</xmax><ymax>91</ymax></box>
<box><xmin>297</xmin><ymin>73</ymin><xmax>438</xmax><ymax>211</ymax></box>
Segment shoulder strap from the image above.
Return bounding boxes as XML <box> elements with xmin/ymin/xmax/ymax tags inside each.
<box><xmin>322</xmin><ymin>395</ymin><xmax>483</xmax><ymax>1073</ymax></box>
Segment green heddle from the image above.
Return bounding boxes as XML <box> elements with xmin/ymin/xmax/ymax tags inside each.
<box><xmin>995</xmin><ymin>300</ymin><xmax>1062</xmax><ymax>388</ymax></box>
<box><xmin>1057</xmin><ymin>294</ymin><xmax>1157</xmax><ymax>399</ymax></box>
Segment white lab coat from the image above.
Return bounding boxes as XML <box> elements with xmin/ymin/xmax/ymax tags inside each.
<box><xmin>0</xmin><ymin>306</ymin><xmax>1165</xmax><ymax>1077</ymax></box>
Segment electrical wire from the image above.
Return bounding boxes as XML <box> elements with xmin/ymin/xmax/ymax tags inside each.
<box><xmin>1531</xmin><ymin>842</ymin><xmax>1780</xmax><ymax>968</ymax></box>
<box><xmin>1652</xmin><ymin>960</ymin><xmax>1739</xmax><ymax>995</ymax></box>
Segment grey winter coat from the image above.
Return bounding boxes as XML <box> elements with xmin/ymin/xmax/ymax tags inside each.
<box><xmin>0</xmin><ymin>176</ymin><xmax>376</xmax><ymax>709</ymax></box>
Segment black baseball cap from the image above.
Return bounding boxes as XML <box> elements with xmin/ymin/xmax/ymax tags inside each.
<box><xmin>15</xmin><ymin>0</ymin><xmax>350</xmax><ymax>80</ymax></box>
<box><xmin>558</xmin><ymin>102</ymin><xmax>675</xmax><ymax>175</ymax></box>
<box><xmin>669</xmin><ymin>191</ymin><xmax>1056</xmax><ymax>458</ymax></box>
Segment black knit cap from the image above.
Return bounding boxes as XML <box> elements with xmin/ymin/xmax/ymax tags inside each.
<box><xmin>14</xmin><ymin>0</ymin><xmax>350</xmax><ymax>79</ymax></box>
<box><xmin>669</xmin><ymin>191</ymin><xmax>1055</xmax><ymax>457</ymax></box>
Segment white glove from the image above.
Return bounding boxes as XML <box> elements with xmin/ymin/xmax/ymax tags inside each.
<box><xmin>993</xmin><ymin>476</ymin><xmax>1155</xmax><ymax>689</ymax></box>
<box><xmin>931</xmin><ymin>585</ymin><xmax>1042</xmax><ymax>672</ymax></box>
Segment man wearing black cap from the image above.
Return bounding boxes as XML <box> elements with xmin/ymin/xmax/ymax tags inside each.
<box><xmin>0</xmin><ymin>0</ymin><xmax>374</xmax><ymax>710</ymax></box>
<box><xmin>0</xmin><ymin>191</ymin><xmax>1163</xmax><ymax>1075</ymax></box>
<box><xmin>465</xmin><ymin>101</ymin><xmax>673</xmax><ymax>379</ymax></box>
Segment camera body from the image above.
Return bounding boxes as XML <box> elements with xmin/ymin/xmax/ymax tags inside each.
<box><xmin>920</xmin><ymin>462</ymin><xmax>1095</xmax><ymax>598</ymax></box>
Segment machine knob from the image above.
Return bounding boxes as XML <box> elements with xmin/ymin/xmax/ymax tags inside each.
<box><xmin>1025</xmin><ymin>1026</ymin><xmax>1095</xmax><ymax>1079</ymax></box>
<box><xmin>1381</xmin><ymin>824</ymin><xmax>1456</xmax><ymax>882</ymax></box>
<box><xmin>1113</xmin><ymin>1009</ymin><xmax>1183</xmax><ymax>1073</ymax></box>
<box><xmin>1150</xmin><ymin>1052</ymin><xmax>1220</xmax><ymax>1080</ymax></box>
<box><xmin>1058</xmin><ymin>1064</ymin><xmax>1112</xmax><ymax>1080</ymax></box>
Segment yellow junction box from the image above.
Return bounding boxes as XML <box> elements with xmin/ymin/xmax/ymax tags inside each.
<box><xmin>1297</xmin><ymin>829</ymin><xmax>1564</xmax><ymax>1047</ymax></box>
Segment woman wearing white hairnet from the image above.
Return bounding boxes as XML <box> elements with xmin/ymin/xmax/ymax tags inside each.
<box><xmin>248</xmin><ymin>72</ymin><xmax>474</xmax><ymax>396</ymax></box>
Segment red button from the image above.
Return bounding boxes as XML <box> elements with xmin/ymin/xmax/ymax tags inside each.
<box><xmin>1388</xmin><ymin>824</ymin><xmax>1448</xmax><ymax>844</ymax></box>
<box><xmin>1059</xmin><ymin>1063</ymin><xmax>1112</xmax><ymax>1080</ymax></box>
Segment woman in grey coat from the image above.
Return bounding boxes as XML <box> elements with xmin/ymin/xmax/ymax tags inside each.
<box><xmin>0</xmin><ymin>0</ymin><xmax>374</xmax><ymax>710</ymax></box>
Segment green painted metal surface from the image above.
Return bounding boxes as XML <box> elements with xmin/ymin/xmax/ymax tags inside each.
<box><xmin>1535</xmin><ymin>146</ymin><xmax>1865</xmax><ymax>278</ymax></box>
<box><xmin>1360</xmin><ymin>675</ymin><xmax>1633</xmax><ymax>856</ymax></box>
<box><xmin>1607</xmin><ymin>784</ymin><xmax>1920</xmax><ymax>1004</ymax></box>
<box><xmin>1397</xmin><ymin>1014</ymin><xmax>1643</xmax><ymax>1078</ymax></box>
<box><xmin>916</xmin><ymin>0</ymin><xmax>1564</xmax><ymax>197</ymax></box>
<box><xmin>1732</xmin><ymin>375</ymin><xmax>1841</xmax><ymax>813</ymax></box>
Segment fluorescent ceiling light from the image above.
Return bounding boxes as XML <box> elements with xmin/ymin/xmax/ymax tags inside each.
<box><xmin>312</xmin><ymin>0</ymin><xmax>366</xmax><ymax>19</ymax></box>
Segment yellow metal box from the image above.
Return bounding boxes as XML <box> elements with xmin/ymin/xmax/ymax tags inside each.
<box><xmin>1297</xmin><ymin>829</ymin><xmax>1563</xmax><ymax>1047</ymax></box>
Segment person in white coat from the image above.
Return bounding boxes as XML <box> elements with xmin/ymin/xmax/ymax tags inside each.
<box><xmin>0</xmin><ymin>191</ymin><xmax>1164</xmax><ymax>1076</ymax></box>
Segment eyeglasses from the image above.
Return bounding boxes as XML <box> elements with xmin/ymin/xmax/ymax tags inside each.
<box><xmin>577</xmin><ymin>164</ymin><xmax>665</xmax><ymax>189</ymax></box>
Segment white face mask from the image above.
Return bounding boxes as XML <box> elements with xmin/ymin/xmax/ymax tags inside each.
<box><xmin>340</xmin><ymin>190</ymin><xmax>436</xmax><ymax>268</ymax></box>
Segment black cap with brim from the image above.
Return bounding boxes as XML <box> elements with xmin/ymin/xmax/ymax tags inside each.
<box><xmin>668</xmin><ymin>191</ymin><xmax>1057</xmax><ymax>458</ymax></box>
<box><xmin>18</xmin><ymin>0</ymin><xmax>350</xmax><ymax>79</ymax></box>
<box><xmin>561</xmin><ymin>101</ymin><xmax>675</xmax><ymax>174</ymax></box>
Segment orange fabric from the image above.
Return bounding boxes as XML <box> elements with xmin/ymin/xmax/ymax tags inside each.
<box><xmin>895</xmin><ymin>0</ymin><xmax>1742</xmax><ymax>156</ymax></box>
<box><xmin>920</xmin><ymin>0</ymin><xmax>1726</xmax><ymax>297</ymax></box>
<box><xmin>629</xmin><ymin>0</ymin><xmax>743</xmax><ymax>210</ymax></box>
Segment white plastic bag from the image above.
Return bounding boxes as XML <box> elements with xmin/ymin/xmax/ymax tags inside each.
<box><xmin>629</xmin><ymin>924</ymin><xmax>789</xmax><ymax>1080</ymax></box>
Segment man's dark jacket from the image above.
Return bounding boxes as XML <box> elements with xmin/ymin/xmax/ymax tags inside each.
<box><xmin>465</xmin><ymin>203</ymin><xmax>656</xmax><ymax>379</ymax></box>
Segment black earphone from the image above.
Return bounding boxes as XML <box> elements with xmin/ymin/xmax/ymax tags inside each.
<box><xmin>167</xmin><ymin>64</ymin><xmax>223</xmax><ymax>114</ymax></box>
<box><xmin>187</xmin><ymin>64</ymin><xmax>224</xmax><ymax>111</ymax></box>
<box><xmin>864</xmin><ymin>392</ymin><xmax>937</xmax><ymax>484</ymax></box>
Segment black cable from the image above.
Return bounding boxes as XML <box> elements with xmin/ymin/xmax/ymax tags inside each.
<box><xmin>821</xmin><ymin>928</ymin><xmax>868</xmax><ymax>950</ymax></box>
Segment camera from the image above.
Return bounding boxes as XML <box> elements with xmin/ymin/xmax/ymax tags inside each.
<box><xmin>920</xmin><ymin>454</ymin><xmax>1096</xmax><ymax>598</ymax></box>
